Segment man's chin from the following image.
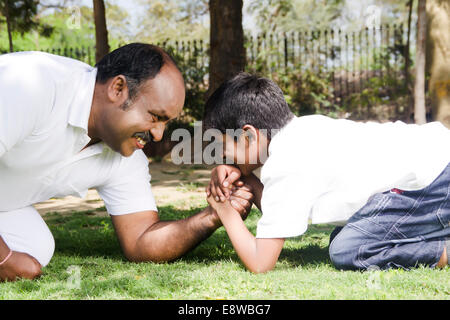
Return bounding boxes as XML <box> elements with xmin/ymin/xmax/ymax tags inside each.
<box><xmin>107</xmin><ymin>142</ymin><xmax>134</xmax><ymax>157</ymax></box>
<box><xmin>119</xmin><ymin>148</ymin><xmax>135</xmax><ymax>157</ymax></box>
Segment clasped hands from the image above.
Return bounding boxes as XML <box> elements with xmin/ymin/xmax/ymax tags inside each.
<box><xmin>206</xmin><ymin>165</ymin><xmax>253</xmax><ymax>223</ymax></box>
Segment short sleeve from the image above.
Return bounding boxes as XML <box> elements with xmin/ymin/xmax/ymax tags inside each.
<box><xmin>97</xmin><ymin>151</ymin><xmax>158</xmax><ymax>215</ymax></box>
<box><xmin>256</xmin><ymin>173</ymin><xmax>314</xmax><ymax>239</ymax></box>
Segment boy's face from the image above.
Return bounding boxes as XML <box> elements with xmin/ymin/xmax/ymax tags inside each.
<box><xmin>222</xmin><ymin>126</ymin><xmax>268</xmax><ymax>176</ymax></box>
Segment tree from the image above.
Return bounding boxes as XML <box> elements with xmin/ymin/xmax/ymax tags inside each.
<box><xmin>93</xmin><ymin>0</ymin><xmax>109</xmax><ymax>63</ymax></box>
<box><xmin>426</xmin><ymin>0</ymin><xmax>450</xmax><ymax>129</ymax></box>
<box><xmin>208</xmin><ymin>0</ymin><xmax>245</xmax><ymax>96</ymax></box>
<box><xmin>136</xmin><ymin>0</ymin><xmax>209</xmax><ymax>43</ymax></box>
<box><xmin>414</xmin><ymin>0</ymin><xmax>427</xmax><ymax>124</ymax></box>
<box><xmin>0</xmin><ymin>0</ymin><xmax>51</xmax><ymax>52</ymax></box>
<box><xmin>247</xmin><ymin>0</ymin><xmax>344</xmax><ymax>34</ymax></box>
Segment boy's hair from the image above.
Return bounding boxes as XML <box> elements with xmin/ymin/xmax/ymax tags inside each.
<box><xmin>203</xmin><ymin>72</ymin><xmax>294</xmax><ymax>140</ymax></box>
<box><xmin>95</xmin><ymin>43</ymin><xmax>179</xmax><ymax>103</ymax></box>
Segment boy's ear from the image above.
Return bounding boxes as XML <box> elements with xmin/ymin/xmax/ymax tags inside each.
<box><xmin>242</xmin><ymin>125</ymin><xmax>258</xmax><ymax>143</ymax></box>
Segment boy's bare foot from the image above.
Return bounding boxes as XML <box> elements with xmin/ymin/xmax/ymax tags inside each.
<box><xmin>436</xmin><ymin>246</ymin><xmax>447</xmax><ymax>268</ymax></box>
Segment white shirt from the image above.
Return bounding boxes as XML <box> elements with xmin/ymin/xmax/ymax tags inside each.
<box><xmin>0</xmin><ymin>52</ymin><xmax>157</xmax><ymax>215</ymax></box>
<box><xmin>256</xmin><ymin>115</ymin><xmax>450</xmax><ymax>238</ymax></box>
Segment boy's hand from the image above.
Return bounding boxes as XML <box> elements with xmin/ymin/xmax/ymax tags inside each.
<box><xmin>206</xmin><ymin>165</ymin><xmax>242</xmax><ymax>202</ymax></box>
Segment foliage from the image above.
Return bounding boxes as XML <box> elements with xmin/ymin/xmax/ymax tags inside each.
<box><xmin>247</xmin><ymin>0</ymin><xmax>344</xmax><ymax>34</ymax></box>
<box><xmin>165</xmin><ymin>43</ymin><xmax>209</xmax><ymax>127</ymax></box>
<box><xmin>344</xmin><ymin>73</ymin><xmax>411</xmax><ymax>121</ymax></box>
<box><xmin>0</xmin><ymin>0</ymin><xmax>54</xmax><ymax>51</ymax></box>
<box><xmin>286</xmin><ymin>68</ymin><xmax>339</xmax><ymax>117</ymax></box>
<box><xmin>0</xmin><ymin>2</ymin><xmax>131</xmax><ymax>53</ymax></box>
<box><xmin>246</xmin><ymin>45</ymin><xmax>340</xmax><ymax>118</ymax></box>
<box><xmin>0</xmin><ymin>5</ymin><xmax>93</xmax><ymax>52</ymax></box>
<box><xmin>135</xmin><ymin>0</ymin><xmax>209</xmax><ymax>43</ymax></box>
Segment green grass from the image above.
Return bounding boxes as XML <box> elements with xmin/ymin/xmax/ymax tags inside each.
<box><xmin>0</xmin><ymin>205</ymin><xmax>449</xmax><ymax>300</ymax></box>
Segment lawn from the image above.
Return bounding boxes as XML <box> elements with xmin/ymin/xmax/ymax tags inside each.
<box><xmin>0</xmin><ymin>204</ymin><xmax>449</xmax><ymax>300</ymax></box>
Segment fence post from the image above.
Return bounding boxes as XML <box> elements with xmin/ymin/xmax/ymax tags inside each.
<box><xmin>284</xmin><ymin>33</ymin><xmax>288</xmax><ymax>73</ymax></box>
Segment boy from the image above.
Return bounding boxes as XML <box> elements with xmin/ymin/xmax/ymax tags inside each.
<box><xmin>203</xmin><ymin>72</ymin><xmax>450</xmax><ymax>273</ymax></box>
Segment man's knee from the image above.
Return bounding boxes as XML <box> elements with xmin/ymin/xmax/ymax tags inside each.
<box><xmin>34</xmin><ymin>231</ymin><xmax>55</xmax><ymax>267</ymax></box>
<box><xmin>23</xmin><ymin>254</ymin><xmax>44</xmax><ymax>280</ymax></box>
<box><xmin>10</xmin><ymin>226</ymin><xmax>55</xmax><ymax>268</ymax></box>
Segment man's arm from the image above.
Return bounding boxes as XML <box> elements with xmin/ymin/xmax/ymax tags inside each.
<box><xmin>207</xmin><ymin>196</ymin><xmax>284</xmax><ymax>273</ymax></box>
<box><xmin>111</xmin><ymin>187</ymin><xmax>254</xmax><ymax>263</ymax></box>
<box><xmin>111</xmin><ymin>206</ymin><xmax>219</xmax><ymax>262</ymax></box>
<box><xmin>240</xmin><ymin>173</ymin><xmax>263</xmax><ymax>211</ymax></box>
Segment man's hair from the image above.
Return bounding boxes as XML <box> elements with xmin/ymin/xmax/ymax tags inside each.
<box><xmin>95</xmin><ymin>43</ymin><xmax>178</xmax><ymax>103</ymax></box>
<box><xmin>203</xmin><ymin>73</ymin><xmax>294</xmax><ymax>140</ymax></box>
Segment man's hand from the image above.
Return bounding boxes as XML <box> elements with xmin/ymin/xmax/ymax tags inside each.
<box><xmin>0</xmin><ymin>251</ymin><xmax>42</xmax><ymax>282</ymax></box>
<box><xmin>206</xmin><ymin>165</ymin><xmax>242</xmax><ymax>202</ymax></box>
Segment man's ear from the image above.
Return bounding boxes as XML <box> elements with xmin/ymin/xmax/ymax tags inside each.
<box><xmin>107</xmin><ymin>75</ymin><xmax>128</xmax><ymax>103</ymax></box>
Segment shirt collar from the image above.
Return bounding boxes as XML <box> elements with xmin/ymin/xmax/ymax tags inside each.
<box><xmin>68</xmin><ymin>67</ymin><xmax>98</xmax><ymax>132</ymax></box>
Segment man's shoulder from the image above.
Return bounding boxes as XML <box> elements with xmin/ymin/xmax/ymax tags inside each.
<box><xmin>0</xmin><ymin>51</ymin><xmax>92</xmax><ymax>81</ymax></box>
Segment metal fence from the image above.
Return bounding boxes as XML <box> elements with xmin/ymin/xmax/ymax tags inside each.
<box><xmin>1</xmin><ymin>24</ymin><xmax>412</xmax><ymax>118</ymax></box>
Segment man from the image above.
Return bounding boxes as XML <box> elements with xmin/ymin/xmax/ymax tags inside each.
<box><xmin>0</xmin><ymin>44</ymin><xmax>253</xmax><ymax>281</ymax></box>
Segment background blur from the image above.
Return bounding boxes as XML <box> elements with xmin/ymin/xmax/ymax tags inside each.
<box><xmin>1</xmin><ymin>0</ymin><xmax>449</xmax><ymax>157</ymax></box>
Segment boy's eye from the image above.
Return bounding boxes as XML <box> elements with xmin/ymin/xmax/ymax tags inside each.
<box><xmin>148</xmin><ymin>112</ymin><xmax>159</xmax><ymax>122</ymax></box>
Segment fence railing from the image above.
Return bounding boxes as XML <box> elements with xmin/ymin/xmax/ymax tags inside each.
<box><xmin>1</xmin><ymin>24</ymin><xmax>412</xmax><ymax>119</ymax></box>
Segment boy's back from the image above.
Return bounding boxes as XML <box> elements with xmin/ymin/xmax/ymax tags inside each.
<box><xmin>258</xmin><ymin>115</ymin><xmax>450</xmax><ymax>238</ymax></box>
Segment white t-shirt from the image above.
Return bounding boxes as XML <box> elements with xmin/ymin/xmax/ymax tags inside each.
<box><xmin>0</xmin><ymin>51</ymin><xmax>157</xmax><ymax>215</ymax></box>
<box><xmin>256</xmin><ymin>115</ymin><xmax>450</xmax><ymax>239</ymax></box>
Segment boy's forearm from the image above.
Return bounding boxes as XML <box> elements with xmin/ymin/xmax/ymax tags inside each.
<box><xmin>217</xmin><ymin>206</ymin><xmax>259</xmax><ymax>271</ymax></box>
<box><xmin>217</xmin><ymin>204</ymin><xmax>280</xmax><ymax>273</ymax></box>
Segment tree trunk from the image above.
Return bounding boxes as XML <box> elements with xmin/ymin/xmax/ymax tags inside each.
<box><xmin>426</xmin><ymin>0</ymin><xmax>450</xmax><ymax>129</ymax></box>
<box><xmin>93</xmin><ymin>0</ymin><xmax>109</xmax><ymax>63</ymax></box>
<box><xmin>4</xmin><ymin>1</ymin><xmax>14</xmax><ymax>52</ymax></box>
<box><xmin>414</xmin><ymin>0</ymin><xmax>427</xmax><ymax>125</ymax></box>
<box><xmin>208</xmin><ymin>0</ymin><xmax>245</xmax><ymax>98</ymax></box>
<box><xmin>404</xmin><ymin>0</ymin><xmax>413</xmax><ymax>122</ymax></box>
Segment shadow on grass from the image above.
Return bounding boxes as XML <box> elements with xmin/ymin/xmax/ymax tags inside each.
<box><xmin>45</xmin><ymin>205</ymin><xmax>336</xmax><ymax>268</ymax></box>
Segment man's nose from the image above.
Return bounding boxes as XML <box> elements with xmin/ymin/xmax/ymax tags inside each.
<box><xmin>150</xmin><ymin>123</ymin><xmax>165</xmax><ymax>142</ymax></box>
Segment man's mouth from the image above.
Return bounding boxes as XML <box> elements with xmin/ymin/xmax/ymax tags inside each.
<box><xmin>133</xmin><ymin>132</ymin><xmax>151</xmax><ymax>148</ymax></box>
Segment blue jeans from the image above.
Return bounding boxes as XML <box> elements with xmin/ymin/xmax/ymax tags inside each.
<box><xmin>329</xmin><ymin>163</ymin><xmax>450</xmax><ymax>270</ymax></box>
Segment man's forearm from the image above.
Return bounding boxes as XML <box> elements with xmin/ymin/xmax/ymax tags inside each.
<box><xmin>242</xmin><ymin>173</ymin><xmax>263</xmax><ymax>211</ymax></box>
<box><xmin>132</xmin><ymin>206</ymin><xmax>221</xmax><ymax>262</ymax></box>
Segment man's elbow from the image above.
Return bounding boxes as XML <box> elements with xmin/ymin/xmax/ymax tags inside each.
<box><xmin>122</xmin><ymin>246</ymin><xmax>177</xmax><ymax>264</ymax></box>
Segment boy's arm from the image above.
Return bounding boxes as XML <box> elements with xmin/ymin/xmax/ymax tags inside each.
<box><xmin>208</xmin><ymin>197</ymin><xmax>284</xmax><ymax>273</ymax></box>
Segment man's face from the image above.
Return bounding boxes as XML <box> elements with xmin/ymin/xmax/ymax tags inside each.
<box><xmin>101</xmin><ymin>64</ymin><xmax>185</xmax><ymax>157</ymax></box>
